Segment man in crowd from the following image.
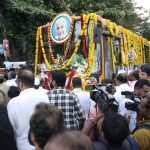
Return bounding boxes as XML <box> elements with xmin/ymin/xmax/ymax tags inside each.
<box><xmin>93</xmin><ymin>112</ymin><xmax>138</xmax><ymax>150</ymax></box>
<box><xmin>29</xmin><ymin>102</ymin><xmax>64</xmax><ymax>150</ymax></box>
<box><xmin>47</xmin><ymin>70</ymin><xmax>85</xmax><ymax>129</ymax></box>
<box><xmin>132</xmin><ymin>95</ymin><xmax>150</xmax><ymax>150</ymax></box>
<box><xmin>7</xmin><ymin>67</ymin><xmax>49</xmax><ymax>150</ymax></box>
<box><xmin>0</xmin><ymin>104</ymin><xmax>17</xmax><ymax>150</ymax></box>
<box><xmin>128</xmin><ymin>70</ymin><xmax>139</xmax><ymax>90</ymax></box>
<box><xmin>139</xmin><ymin>63</ymin><xmax>150</xmax><ymax>82</ymax></box>
<box><xmin>44</xmin><ymin>130</ymin><xmax>92</xmax><ymax>150</ymax></box>
<box><xmin>72</xmin><ymin>77</ymin><xmax>91</xmax><ymax>118</ymax></box>
<box><xmin>119</xmin><ymin>79</ymin><xmax>150</xmax><ymax>131</ymax></box>
<box><xmin>0</xmin><ymin>73</ymin><xmax>9</xmax><ymax>105</ymax></box>
<box><xmin>6</xmin><ymin>71</ymin><xmax>17</xmax><ymax>87</ymax></box>
<box><xmin>114</xmin><ymin>73</ymin><xmax>133</xmax><ymax>113</ymax></box>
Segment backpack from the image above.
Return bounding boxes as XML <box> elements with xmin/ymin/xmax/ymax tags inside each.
<box><xmin>126</xmin><ymin>135</ymin><xmax>138</xmax><ymax>150</ymax></box>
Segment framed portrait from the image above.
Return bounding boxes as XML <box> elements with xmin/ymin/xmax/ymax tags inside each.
<box><xmin>50</xmin><ymin>13</ymin><xmax>72</xmax><ymax>44</ymax></box>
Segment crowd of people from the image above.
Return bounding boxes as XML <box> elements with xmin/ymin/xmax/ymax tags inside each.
<box><xmin>0</xmin><ymin>63</ymin><xmax>150</xmax><ymax>150</ymax></box>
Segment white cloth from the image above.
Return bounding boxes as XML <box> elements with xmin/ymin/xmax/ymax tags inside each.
<box><xmin>7</xmin><ymin>88</ymin><xmax>49</xmax><ymax>150</ymax></box>
<box><xmin>72</xmin><ymin>88</ymin><xmax>91</xmax><ymax>117</ymax></box>
<box><xmin>37</xmin><ymin>87</ymin><xmax>49</xmax><ymax>94</ymax></box>
<box><xmin>6</xmin><ymin>79</ymin><xmax>17</xmax><ymax>87</ymax></box>
<box><xmin>128</xmin><ymin>80</ymin><xmax>137</xmax><ymax>90</ymax></box>
<box><xmin>119</xmin><ymin>98</ymin><xmax>137</xmax><ymax>132</ymax></box>
<box><xmin>114</xmin><ymin>83</ymin><xmax>133</xmax><ymax>113</ymax></box>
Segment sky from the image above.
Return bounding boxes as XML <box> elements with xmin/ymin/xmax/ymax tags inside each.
<box><xmin>134</xmin><ymin>0</ymin><xmax>150</xmax><ymax>10</ymax></box>
<box><xmin>134</xmin><ymin>0</ymin><xmax>149</xmax><ymax>17</ymax></box>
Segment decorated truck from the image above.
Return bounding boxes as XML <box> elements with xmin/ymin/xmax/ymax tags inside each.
<box><xmin>34</xmin><ymin>12</ymin><xmax>150</xmax><ymax>87</ymax></box>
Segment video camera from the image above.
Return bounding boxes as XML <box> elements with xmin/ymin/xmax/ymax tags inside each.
<box><xmin>121</xmin><ymin>91</ymin><xmax>141</xmax><ymax>111</ymax></box>
<box><xmin>90</xmin><ymin>83</ymin><xmax>118</xmax><ymax>113</ymax></box>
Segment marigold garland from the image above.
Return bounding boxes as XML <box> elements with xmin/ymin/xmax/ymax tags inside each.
<box><xmin>35</xmin><ymin>13</ymin><xmax>150</xmax><ymax>77</ymax></box>
<box><xmin>84</xmin><ymin>13</ymin><xmax>97</xmax><ymax>79</ymax></box>
<box><xmin>39</xmin><ymin>25</ymin><xmax>82</xmax><ymax>71</ymax></box>
<box><xmin>47</xmin><ymin>19</ymin><xmax>75</xmax><ymax>65</ymax></box>
<box><xmin>34</xmin><ymin>27</ymin><xmax>40</xmax><ymax>75</ymax></box>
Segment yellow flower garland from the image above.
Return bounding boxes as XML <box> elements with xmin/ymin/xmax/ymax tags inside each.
<box><xmin>37</xmin><ymin>14</ymin><xmax>93</xmax><ymax>73</ymax></box>
<box><xmin>47</xmin><ymin>19</ymin><xmax>75</xmax><ymax>65</ymax></box>
<box><xmin>39</xmin><ymin>25</ymin><xmax>83</xmax><ymax>71</ymax></box>
<box><xmin>34</xmin><ymin>27</ymin><xmax>40</xmax><ymax>75</ymax></box>
<box><xmin>35</xmin><ymin>13</ymin><xmax>150</xmax><ymax>77</ymax></box>
<box><xmin>84</xmin><ymin>14</ymin><xmax>96</xmax><ymax>78</ymax></box>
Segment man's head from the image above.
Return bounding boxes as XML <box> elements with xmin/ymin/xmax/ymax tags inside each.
<box><xmin>101</xmin><ymin>112</ymin><xmax>129</xmax><ymax>148</ymax></box>
<box><xmin>17</xmin><ymin>68</ymin><xmax>34</xmax><ymax>91</ymax></box>
<box><xmin>72</xmin><ymin>77</ymin><xmax>82</xmax><ymax>89</ymax></box>
<box><xmin>44</xmin><ymin>130</ymin><xmax>92</xmax><ymax>150</ymax></box>
<box><xmin>128</xmin><ymin>70</ymin><xmax>139</xmax><ymax>81</ymax></box>
<box><xmin>8</xmin><ymin>71</ymin><xmax>16</xmax><ymax>80</ymax></box>
<box><xmin>115</xmin><ymin>73</ymin><xmax>128</xmax><ymax>86</ymax></box>
<box><xmin>29</xmin><ymin>102</ymin><xmax>64</xmax><ymax>149</ymax></box>
<box><xmin>51</xmin><ymin>70</ymin><xmax>66</xmax><ymax>87</ymax></box>
<box><xmin>138</xmin><ymin>95</ymin><xmax>150</xmax><ymax>120</ymax></box>
<box><xmin>8</xmin><ymin>86</ymin><xmax>20</xmax><ymax>99</ymax></box>
<box><xmin>134</xmin><ymin>79</ymin><xmax>150</xmax><ymax>98</ymax></box>
<box><xmin>140</xmin><ymin>63</ymin><xmax>150</xmax><ymax>82</ymax></box>
<box><xmin>56</xmin><ymin>18</ymin><xmax>67</xmax><ymax>39</ymax></box>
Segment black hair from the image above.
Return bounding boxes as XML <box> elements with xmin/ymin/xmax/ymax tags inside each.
<box><xmin>116</xmin><ymin>73</ymin><xmax>128</xmax><ymax>83</ymax></box>
<box><xmin>17</xmin><ymin>69</ymin><xmax>34</xmax><ymax>87</ymax></box>
<box><xmin>72</xmin><ymin>77</ymin><xmax>82</xmax><ymax>88</ymax></box>
<box><xmin>132</xmin><ymin>70</ymin><xmax>139</xmax><ymax>80</ymax></box>
<box><xmin>134</xmin><ymin>79</ymin><xmax>150</xmax><ymax>90</ymax></box>
<box><xmin>8</xmin><ymin>71</ymin><xmax>16</xmax><ymax>79</ymax></box>
<box><xmin>29</xmin><ymin>102</ymin><xmax>64</xmax><ymax>148</ymax></box>
<box><xmin>101</xmin><ymin>79</ymin><xmax>114</xmax><ymax>85</ymax></box>
<box><xmin>0</xmin><ymin>77</ymin><xmax>4</xmax><ymax>84</ymax></box>
<box><xmin>8</xmin><ymin>86</ymin><xmax>20</xmax><ymax>99</ymax></box>
<box><xmin>51</xmin><ymin>70</ymin><xmax>66</xmax><ymax>87</ymax></box>
<box><xmin>140</xmin><ymin>63</ymin><xmax>150</xmax><ymax>76</ymax></box>
<box><xmin>9</xmin><ymin>68</ymin><xmax>15</xmax><ymax>72</ymax></box>
<box><xmin>101</xmin><ymin>112</ymin><xmax>129</xmax><ymax>148</ymax></box>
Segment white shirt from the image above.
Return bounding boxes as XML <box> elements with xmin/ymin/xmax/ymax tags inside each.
<box><xmin>114</xmin><ymin>83</ymin><xmax>133</xmax><ymax>113</ymax></box>
<box><xmin>6</xmin><ymin>79</ymin><xmax>17</xmax><ymax>87</ymax></box>
<box><xmin>38</xmin><ymin>86</ymin><xmax>49</xmax><ymax>94</ymax></box>
<box><xmin>120</xmin><ymin>98</ymin><xmax>137</xmax><ymax>132</ymax></box>
<box><xmin>72</xmin><ymin>88</ymin><xmax>91</xmax><ymax>117</ymax></box>
<box><xmin>7</xmin><ymin>88</ymin><xmax>49</xmax><ymax>150</ymax></box>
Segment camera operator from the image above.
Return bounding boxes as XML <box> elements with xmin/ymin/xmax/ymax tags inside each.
<box><xmin>82</xmin><ymin>83</ymin><xmax>118</xmax><ymax>141</ymax></box>
<box><xmin>119</xmin><ymin>79</ymin><xmax>150</xmax><ymax>132</ymax></box>
<box><xmin>132</xmin><ymin>95</ymin><xmax>150</xmax><ymax>150</ymax></box>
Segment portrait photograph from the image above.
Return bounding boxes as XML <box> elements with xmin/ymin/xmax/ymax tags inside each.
<box><xmin>50</xmin><ymin>13</ymin><xmax>72</xmax><ymax>44</ymax></box>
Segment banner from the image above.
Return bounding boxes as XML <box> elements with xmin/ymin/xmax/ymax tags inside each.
<box><xmin>3</xmin><ymin>39</ymin><xmax>10</xmax><ymax>57</ymax></box>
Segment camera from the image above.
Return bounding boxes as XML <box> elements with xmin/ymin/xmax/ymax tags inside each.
<box><xmin>90</xmin><ymin>83</ymin><xmax>118</xmax><ymax>113</ymax></box>
<box><xmin>121</xmin><ymin>91</ymin><xmax>141</xmax><ymax>111</ymax></box>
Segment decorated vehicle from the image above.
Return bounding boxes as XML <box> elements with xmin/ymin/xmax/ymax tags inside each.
<box><xmin>34</xmin><ymin>13</ymin><xmax>150</xmax><ymax>88</ymax></box>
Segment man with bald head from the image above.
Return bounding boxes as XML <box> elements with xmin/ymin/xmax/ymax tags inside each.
<box><xmin>7</xmin><ymin>67</ymin><xmax>49</xmax><ymax>150</ymax></box>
